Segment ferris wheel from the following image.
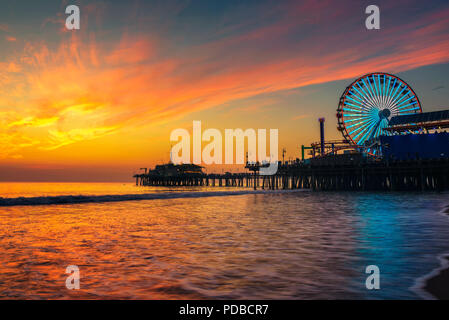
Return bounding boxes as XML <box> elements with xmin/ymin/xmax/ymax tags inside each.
<box><xmin>336</xmin><ymin>72</ymin><xmax>422</xmax><ymax>155</ymax></box>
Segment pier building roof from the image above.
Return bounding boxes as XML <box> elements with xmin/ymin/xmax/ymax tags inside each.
<box><xmin>386</xmin><ymin>109</ymin><xmax>449</xmax><ymax>132</ymax></box>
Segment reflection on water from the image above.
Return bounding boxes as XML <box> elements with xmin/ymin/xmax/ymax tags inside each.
<box><xmin>0</xmin><ymin>183</ymin><xmax>448</xmax><ymax>299</ymax></box>
<box><xmin>0</xmin><ymin>182</ymin><xmax>236</xmax><ymax>198</ymax></box>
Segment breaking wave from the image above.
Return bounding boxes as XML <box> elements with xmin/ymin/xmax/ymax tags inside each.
<box><xmin>0</xmin><ymin>189</ymin><xmax>304</xmax><ymax>207</ymax></box>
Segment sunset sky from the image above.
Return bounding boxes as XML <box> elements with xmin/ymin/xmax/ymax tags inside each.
<box><xmin>0</xmin><ymin>0</ymin><xmax>449</xmax><ymax>181</ymax></box>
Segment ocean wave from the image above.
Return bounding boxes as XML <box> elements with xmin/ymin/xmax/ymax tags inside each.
<box><xmin>0</xmin><ymin>189</ymin><xmax>305</xmax><ymax>207</ymax></box>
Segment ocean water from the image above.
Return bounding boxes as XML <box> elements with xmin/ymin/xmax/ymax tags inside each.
<box><xmin>0</xmin><ymin>182</ymin><xmax>448</xmax><ymax>299</ymax></box>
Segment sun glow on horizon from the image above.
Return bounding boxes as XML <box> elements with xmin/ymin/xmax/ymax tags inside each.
<box><xmin>0</xmin><ymin>0</ymin><xmax>449</xmax><ymax>181</ymax></box>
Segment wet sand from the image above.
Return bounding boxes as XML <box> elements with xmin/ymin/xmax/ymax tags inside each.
<box><xmin>423</xmin><ymin>206</ymin><xmax>449</xmax><ymax>300</ymax></box>
<box><xmin>424</xmin><ymin>256</ymin><xmax>449</xmax><ymax>300</ymax></box>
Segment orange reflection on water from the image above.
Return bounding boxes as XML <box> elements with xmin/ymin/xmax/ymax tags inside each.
<box><xmin>0</xmin><ymin>184</ymin><xmax>360</xmax><ymax>299</ymax></box>
<box><xmin>1</xmin><ymin>183</ymin><xmax>448</xmax><ymax>299</ymax></box>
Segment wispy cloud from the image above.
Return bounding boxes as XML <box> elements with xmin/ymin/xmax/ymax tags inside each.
<box><xmin>291</xmin><ymin>114</ymin><xmax>311</xmax><ymax>121</ymax></box>
<box><xmin>0</xmin><ymin>0</ymin><xmax>448</xmax><ymax>160</ymax></box>
<box><xmin>432</xmin><ymin>85</ymin><xmax>445</xmax><ymax>91</ymax></box>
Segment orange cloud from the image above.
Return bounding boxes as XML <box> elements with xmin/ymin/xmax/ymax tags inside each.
<box><xmin>0</xmin><ymin>2</ymin><xmax>448</xmax><ymax>163</ymax></box>
<box><xmin>291</xmin><ymin>115</ymin><xmax>311</xmax><ymax>121</ymax></box>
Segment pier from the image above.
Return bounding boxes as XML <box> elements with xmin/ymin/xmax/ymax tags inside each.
<box><xmin>134</xmin><ymin>157</ymin><xmax>449</xmax><ymax>192</ymax></box>
<box><xmin>134</xmin><ymin>74</ymin><xmax>449</xmax><ymax>192</ymax></box>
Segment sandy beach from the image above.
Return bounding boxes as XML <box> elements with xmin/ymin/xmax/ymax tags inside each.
<box><xmin>422</xmin><ymin>206</ymin><xmax>449</xmax><ymax>300</ymax></box>
<box><xmin>424</xmin><ymin>256</ymin><xmax>449</xmax><ymax>300</ymax></box>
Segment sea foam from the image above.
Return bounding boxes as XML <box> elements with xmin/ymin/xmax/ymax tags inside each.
<box><xmin>0</xmin><ymin>189</ymin><xmax>304</xmax><ymax>207</ymax></box>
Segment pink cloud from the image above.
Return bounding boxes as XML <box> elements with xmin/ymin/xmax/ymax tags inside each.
<box><xmin>0</xmin><ymin>1</ymin><xmax>448</xmax><ymax>160</ymax></box>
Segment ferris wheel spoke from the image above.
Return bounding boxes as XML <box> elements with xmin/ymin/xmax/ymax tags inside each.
<box><xmin>344</xmin><ymin>101</ymin><xmax>374</xmax><ymax>113</ymax></box>
<box><xmin>394</xmin><ymin>88</ymin><xmax>413</xmax><ymax>106</ymax></box>
<box><xmin>350</xmin><ymin>87</ymin><xmax>377</xmax><ymax>111</ymax></box>
<box><xmin>366</xmin><ymin>76</ymin><xmax>378</xmax><ymax>107</ymax></box>
<box><xmin>368</xmin><ymin>119</ymin><xmax>384</xmax><ymax>142</ymax></box>
<box><xmin>372</xmin><ymin>75</ymin><xmax>379</xmax><ymax>97</ymax></box>
<box><xmin>378</xmin><ymin>75</ymin><xmax>384</xmax><ymax>109</ymax></box>
<box><xmin>356</xmin><ymin>81</ymin><xmax>374</xmax><ymax>102</ymax></box>
<box><xmin>370</xmin><ymin>77</ymin><xmax>383</xmax><ymax>108</ymax></box>
<box><xmin>385</xmin><ymin>76</ymin><xmax>392</xmax><ymax>97</ymax></box>
<box><xmin>354</xmin><ymin>83</ymin><xmax>379</xmax><ymax>110</ymax></box>
<box><xmin>361</xmin><ymin>78</ymin><xmax>379</xmax><ymax>107</ymax></box>
<box><xmin>345</xmin><ymin>117</ymin><xmax>374</xmax><ymax>129</ymax></box>
<box><xmin>390</xmin><ymin>79</ymin><xmax>402</xmax><ymax>98</ymax></box>
<box><xmin>386</xmin><ymin>83</ymin><xmax>404</xmax><ymax>110</ymax></box>
<box><xmin>349</xmin><ymin>122</ymin><xmax>370</xmax><ymax>136</ymax></box>
<box><xmin>344</xmin><ymin>116</ymin><xmax>372</xmax><ymax>123</ymax></box>
<box><xmin>344</xmin><ymin>96</ymin><xmax>372</xmax><ymax>112</ymax></box>
<box><xmin>346</xmin><ymin>95</ymin><xmax>370</xmax><ymax>109</ymax></box>
<box><xmin>359</xmin><ymin>118</ymin><xmax>381</xmax><ymax>144</ymax></box>
<box><xmin>348</xmin><ymin>122</ymin><xmax>368</xmax><ymax>135</ymax></box>
<box><xmin>352</xmin><ymin>127</ymin><xmax>370</xmax><ymax>143</ymax></box>
<box><xmin>348</xmin><ymin>91</ymin><xmax>373</xmax><ymax>111</ymax></box>
<box><xmin>386</xmin><ymin>94</ymin><xmax>404</xmax><ymax>113</ymax></box>
<box><xmin>372</xmin><ymin>75</ymin><xmax>382</xmax><ymax>107</ymax></box>
<box><xmin>350</xmin><ymin>117</ymin><xmax>378</xmax><ymax>138</ymax></box>
<box><xmin>399</xmin><ymin>106</ymin><xmax>420</xmax><ymax>112</ymax></box>
<box><xmin>395</xmin><ymin>95</ymin><xmax>415</xmax><ymax>108</ymax></box>
<box><xmin>343</xmin><ymin>106</ymin><xmax>366</xmax><ymax>114</ymax></box>
<box><xmin>383</xmin><ymin>77</ymin><xmax>389</xmax><ymax>111</ymax></box>
<box><xmin>384</xmin><ymin>76</ymin><xmax>393</xmax><ymax>106</ymax></box>
<box><xmin>388</xmin><ymin>85</ymin><xmax>408</xmax><ymax>110</ymax></box>
<box><xmin>385</xmin><ymin>78</ymin><xmax>399</xmax><ymax>109</ymax></box>
<box><xmin>344</xmin><ymin>100</ymin><xmax>365</xmax><ymax>109</ymax></box>
<box><xmin>377</xmin><ymin>75</ymin><xmax>385</xmax><ymax>109</ymax></box>
<box><xmin>365</xmin><ymin>94</ymin><xmax>380</xmax><ymax>112</ymax></box>
<box><xmin>345</xmin><ymin>116</ymin><xmax>374</xmax><ymax>124</ymax></box>
<box><xmin>396</xmin><ymin>100</ymin><xmax>417</xmax><ymax>110</ymax></box>
<box><xmin>377</xmin><ymin>75</ymin><xmax>384</xmax><ymax>109</ymax></box>
<box><xmin>343</xmin><ymin>114</ymin><xmax>370</xmax><ymax>117</ymax></box>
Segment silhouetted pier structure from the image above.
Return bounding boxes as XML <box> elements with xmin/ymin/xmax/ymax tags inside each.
<box><xmin>134</xmin><ymin>157</ymin><xmax>449</xmax><ymax>192</ymax></box>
